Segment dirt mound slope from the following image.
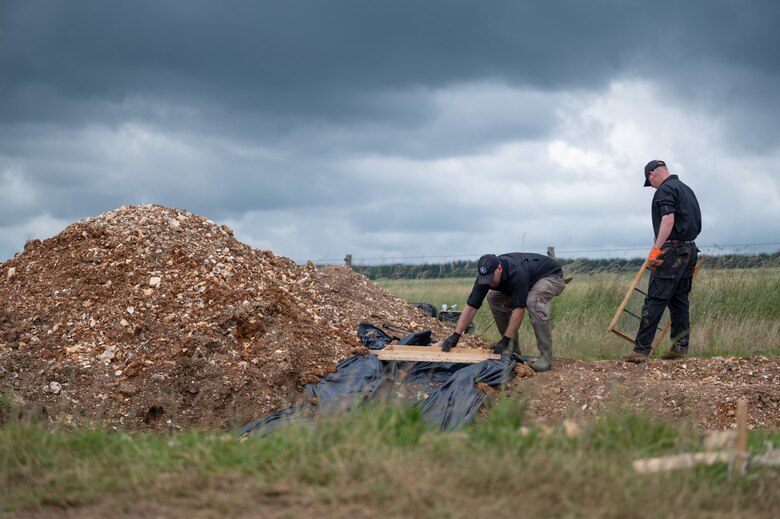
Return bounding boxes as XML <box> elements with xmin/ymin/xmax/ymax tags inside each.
<box><xmin>0</xmin><ymin>204</ymin><xmax>469</xmax><ymax>431</ymax></box>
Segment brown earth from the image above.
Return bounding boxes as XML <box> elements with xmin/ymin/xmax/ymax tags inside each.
<box><xmin>1</xmin><ymin>204</ymin><xmax>778</xmax><ymax>433</ymax></box>
<box><xmin>512</xmin><ymin>357</ymin><xmax>780</xmax><ymax>431</ymax></box>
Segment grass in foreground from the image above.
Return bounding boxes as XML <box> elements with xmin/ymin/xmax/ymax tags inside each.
<box><xmin>2</xmin><ymin>399</ymin><xmax>780</xmax><ymax>518</ymax></box>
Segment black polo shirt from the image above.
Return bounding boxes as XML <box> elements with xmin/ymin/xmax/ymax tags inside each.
<box><xmin>652</xmin><ymin>175</ymin><xmax>702</xmax><ymax>241</ymax></box>
<box><xmin>466</xmin><ymin>253</ymin><xmax>562</xmax><ymax>309</ymax></box>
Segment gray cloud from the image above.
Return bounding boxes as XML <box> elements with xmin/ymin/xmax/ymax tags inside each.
<box><xmin>1</xmin><ymin>0</ymin><xmax>779</xmax><ymax>262</ymax></box>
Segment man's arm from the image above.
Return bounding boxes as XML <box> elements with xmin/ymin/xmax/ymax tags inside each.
<box><xmin>653</xmin><ymin>213</ymin><xmax>675</xmax><ymax>248</ymax></box>
<box><xmin>647</xmin><ymin>213</ymin><xmax>675</xmax><ymax>269</ymax></box>
<box><xmin>440</xmin><ymin>305</ymin><xmax>479</xmax><ymax>351</ymax></box>
<box><xmin>454</xmin><ymin>305</ymin><xmax>478</xmax><ymax>334</ymax></box>
<box><xmin>503</xmin><ymin>307</ymin><xmax>525</xmax><ymax>338</ymax></box>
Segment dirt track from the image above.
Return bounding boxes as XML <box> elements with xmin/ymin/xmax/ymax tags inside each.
<box><xmin>1</xmin><ymin>205</ymin><xmax>778</xmax><ymax>432</ymax></box>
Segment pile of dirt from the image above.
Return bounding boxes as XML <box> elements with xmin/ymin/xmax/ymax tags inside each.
<box><xmin>0</xmin><ymin>204</ymin><xmax>474</xmax><ymax>431</ymax></box>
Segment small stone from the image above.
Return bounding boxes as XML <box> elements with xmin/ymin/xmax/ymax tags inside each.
<box><xmin>118</xmin><ymin>382</ymin><xmax>138</xmax><ymax>396</ymax></box>
<box><xmin>149</xmin><ymin>277</ymin><xmax>162</xmax><ymax>288</ymax></box>
<box><xmin>127</xmin><ymin>306</ymin><xmax>135</xmax><ymax>314</ymax></box>
<box><xmin>120</xmin><ymin>319</ymin><xmax>129</xmax><ymax>327</ymax></box>
<box><xmin>48</xmin><ymin>381</ymin><xmax>62</xmax><ymax>394</ymax></box>
<box><xmin>97</xmin><ymin>346</ymin><xmax>115</xmax><ymax>363</ymax></box>
<box><xmin>6</xmin><ymin>267</ymin><xmax>16</xmax><ymax>280</ymax></box>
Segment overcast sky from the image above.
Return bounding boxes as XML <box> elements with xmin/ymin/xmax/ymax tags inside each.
<box><xmin>2</xmin><ymin>0</ymin><xmax>779</xmax><ymax>265</ymax></box>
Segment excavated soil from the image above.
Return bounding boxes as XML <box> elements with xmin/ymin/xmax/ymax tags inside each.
<box><xmin>0</xmin><ymin>204</ymin><xmax>473</xmax><ymax>431</ymax></box>
<box><xmin>1</xmin><ymin>204</ymin><xmax>778</xmax><ymax>432</ymax></box>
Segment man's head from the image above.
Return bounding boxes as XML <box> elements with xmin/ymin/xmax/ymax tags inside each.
<box><xmin>644</xmin><ymin>159</ymin><xmax>669</xmax><ymax>188</ymax></box>
<box><xmin>476</xmin><ymin>254</ymin><xmax>501</xmax><ymax>286</ymax></box>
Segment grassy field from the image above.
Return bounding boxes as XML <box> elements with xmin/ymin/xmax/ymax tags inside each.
<box><xmin>376</xmin><ymin>267</ymin><xmax>780</xmax><ymax>359</ymax></box>
<box><xmin>3</xmin><ymin>399</ymin><xmax>780</xmax><ymax>517</ymax></box>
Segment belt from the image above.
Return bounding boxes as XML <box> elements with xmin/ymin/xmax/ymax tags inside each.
<box><xmin>665</xmin><ymin>240</ymin><xmax>694</xmax><ymax>244</ymax></box>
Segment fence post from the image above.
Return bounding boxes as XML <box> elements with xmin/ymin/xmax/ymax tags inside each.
<box><xmin>344</xmin><ymin>254</ymin><xmax>352</xmax><ymax>268</ymax></box>
<box><xmin>547</xmin><ymin>246</ymin><xmax>556</xmax><ymax>259</ymax></box>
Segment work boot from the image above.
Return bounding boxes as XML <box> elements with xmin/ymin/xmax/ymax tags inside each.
<box><xmin>661</xmin><ymin>349</ymin><xmax>686</xmax><ymax>360</ymax></box>
<box><xmin>622</xmin><ymin>351</ymin><xmax>649</xmax><ymax>363</ymax></box>
<box><xmin>530</xmin><ymin>323</ymin><xmax>553</xmax><ymax>372</ymax></box>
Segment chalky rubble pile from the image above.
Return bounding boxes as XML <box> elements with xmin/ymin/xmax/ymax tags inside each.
<box><xmin>0</xmin><ymin>205</ymin><xmax>470</xmax><ymax>430</ymax></box>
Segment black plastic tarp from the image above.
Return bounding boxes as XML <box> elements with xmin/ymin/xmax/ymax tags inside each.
<box><xmin>357</xmin><ymin>322</ymin><xmax>395</xmax><ymax>350</ymax></box>
<box><xmin>237</xmin><ymin>325</ymin><xmax>518</xmax><ymax>437</ymax></box>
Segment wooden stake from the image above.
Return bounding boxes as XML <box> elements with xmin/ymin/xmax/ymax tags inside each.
<box><xmin>633</xmin><ymin>451</ymin><xmax>732</xmax><ymax>473</ymax></box>
<box><xmin>733</xmin><ymin>399</ymin><xmax>749</xmax><ymax>475</ymax></box>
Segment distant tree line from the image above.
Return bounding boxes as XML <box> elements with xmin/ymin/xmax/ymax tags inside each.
<box><xmin>347</xmin><ymin>252</ymin><xmax>780</xmax><ymax>280</ymax></box>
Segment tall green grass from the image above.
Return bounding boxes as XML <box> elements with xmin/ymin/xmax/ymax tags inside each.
<box><xmin>378</xmin><ymin>268</ymin><xmax>780</xmax><ymax>358</ymax></box>
<box><xmin>2</xmin><ymin>401</ymin><xmax>779</xmax><ymax>517</ymax></box>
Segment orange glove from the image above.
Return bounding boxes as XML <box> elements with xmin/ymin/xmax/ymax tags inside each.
<box><xmin>647</xmin><ymin>247</ymin><xmax>664</xmax><ymax>270</ymax></box>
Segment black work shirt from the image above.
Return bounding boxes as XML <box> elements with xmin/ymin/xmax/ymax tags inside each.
<box><xmin>652</xmin><ymin>175</ymin><xmax>702</xmax><ymax>241</ymax></box>
<box><xmin>466</xmin><ymin>253</ymin><xmax>562</xmax><ymax>309</ymax></box>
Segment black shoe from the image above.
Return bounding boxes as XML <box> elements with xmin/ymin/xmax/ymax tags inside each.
<box><xmin>622</xmin><ymin>351</ymin><xmax>649</xmax><ymax>363</ymax></box>
<box><xmin>661</xmin><ymin>350</ymin><xmax>686</xmax><ymax>360</ymax></box>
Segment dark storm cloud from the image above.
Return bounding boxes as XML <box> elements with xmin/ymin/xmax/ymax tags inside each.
<box><xmin>0</xmin><ymin>2</ymin><xmax>656</xmax><ymax>121</ymax></box>
<box><xmin>3</xmin><ymin>0</ymin><xmax>777</xmax><ymax>147</ymax></box>
<box><xmin>1</xmin><ymin>0</ymin><xmax>779</xmax><ymax>262</ymax></box>
<box><xmin>3</xmin><ymin>0</ymin><xmax>778</xmax><ymax>147</ymax></box>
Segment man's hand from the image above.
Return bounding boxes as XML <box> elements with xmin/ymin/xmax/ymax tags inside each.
<box><xmin>492</xmin><ymin>336</ymin><xmax>511</xmax><ymax>355</ymax></box>
<box><xmin>647</xmin><ymin>247</ymin><xmax>664</xmax><ymax>270</ymax></box>
<box><xmin>441</xmin><ymin>332</ymin><xmax>461</xmax><ymax>352</ymax></box>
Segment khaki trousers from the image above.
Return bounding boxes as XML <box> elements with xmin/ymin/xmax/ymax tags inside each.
<box><xmin>487</xmin><ymin>275</ymin><xmax>566</xmax><ymax>328</ymax></box>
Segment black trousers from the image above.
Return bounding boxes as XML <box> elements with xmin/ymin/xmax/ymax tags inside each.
<box><xmin>634</xmin><ymin>242</ymin><xmax>698</xmax><ymax>355</ymax></box>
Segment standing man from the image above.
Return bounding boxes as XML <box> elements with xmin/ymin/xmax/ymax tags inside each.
<box><xmin>623</xmin><ymin>160</ymin><xmax>702</xmax><ymax>363</ymax></box>
<box><xmin>440</xmin><ymin>252</ymin><xmax>567</xmax><ymax>372</ymax></box>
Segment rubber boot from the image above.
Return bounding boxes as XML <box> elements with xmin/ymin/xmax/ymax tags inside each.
<box><xmin>492</xmin><ymin>310</ymin><xmax>520</xmax><ymax>354</ymax></box>
<box><xmin>530</xmin><ymin>323</ymin><xmax>553</xmax><ymax>372</ymax></box>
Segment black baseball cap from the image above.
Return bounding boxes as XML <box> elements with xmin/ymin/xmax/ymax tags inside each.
<box><xmin>476</xmin><ymin>254</ymin><xmax>500</xmax><ymax>284</ymax></box>
<box><xmin>643</xmin><ymin>160</ymin><xmax>666</xmax><ymax>186</ymax></box>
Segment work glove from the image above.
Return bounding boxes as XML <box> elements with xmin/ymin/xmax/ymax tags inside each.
<box><xmin>441</xmin><ymin>332</ymin><xmax>461</xmax><ymax>352</ymax></box>
<box><xmin>492</xmin><ymin>336</ymin><xmax>511</xmax><ymax>355</ymax></box>
<box><xmin>647</xmin><ymin>247</ymin><xmax>664</xmax><ymax>270</ymax></box>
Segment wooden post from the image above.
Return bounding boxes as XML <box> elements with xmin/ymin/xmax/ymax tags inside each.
<box><xmin>547</xmin><ymin>246</ymin><xmax>556</xmax><ymax>259</ymax></box>
<box><xmin>344</xmin><ymin>254</ymin><xmax>352</xmax><ymax>268</ymax></box>
<box><xmin>733</xmin><ymin>399</ymin><xmax>749</xmax><ymax>475</ymax></box>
